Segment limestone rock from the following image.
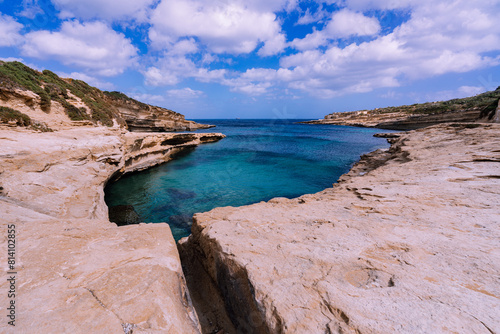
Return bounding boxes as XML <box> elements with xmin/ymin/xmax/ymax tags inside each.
<box><xmin>181</xmin><ymin>123</ymin><xmax>500</xmax><ymax>333</ymax></box>
<box><xmin>0</xmin><ymin>126</ymin><xmax>224</xmax><ymax>333</ymax></box>
<box><xmin>301</xmin><ymin>108</ymin><xmax>481</xmax><ymax>130</ymax></box>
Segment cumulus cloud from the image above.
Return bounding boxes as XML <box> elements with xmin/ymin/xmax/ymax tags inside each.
<box><xmin>0</xmin><ymin>15</ymin><xmax>23</xmax><ymax>47</ymax></box>
<box><xmin>128</xmin><ymin>92</ymin><xmax>166</xmax><ymax>104</ymax></box>
<box><xmin>296</xmin><ymin>7</ymin><xmax>329</xmax><ymax>25</ymax></box>
<box><xmin>143</xmin><ymin>51</ymin><xmax>227</xmax><ymax>87</ymax></box>
<box><xmin>166</xmin><ymin>87</ymin><xmax>205</xmax><ymax>99</ymax></box>
<box><xmin>279</xmin><ymin>0</ymin><xmax>500</xmax><ymax>97</ymax></box>
<box><xmin>149</xmin><ymin>0</ymin><xmax>286</xmax><ymax>54</ymax></box>
<box><xmin>21</xmin><ymin>21</ymin><xmax>138</xmax><ymax>76</ymax></box>
<box><xmin>51</xmin><ymin>0</ymin><xmax>156</xmax><ymax>22</ymax></box>
<box><xmin>327</xmin><ymin>9</ymin><xmax>380</xmax><ymax>38</ymax></box>
<box><xmin>57</xmin><ymin>71</ymin><xmax>115</xmax><ymax>90</ymax></box>
<box><xmin>291</xmin><ymin>9</ymin><xmax>380</xmax><ymax>50</ymax></box>
<box><xmin>414</xmin><ymin>85</ymin><xmax>487</xmax><ymax>103</ymax></box>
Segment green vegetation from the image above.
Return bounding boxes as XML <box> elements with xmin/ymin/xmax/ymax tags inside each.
<box><xmin>104</xmin><ymin>91</ymin><xmax>149</xmax><ymax>110</ymax></box>
<box><xmin>0</xmin><ymin>61</ymin><xmax>140</xmax><ymax>126</ymax></box>
<box><xmin>0</xmin><ymin>106</ymin><xmax>53</xmax><ymax>131</ymax></box>
<box><xmin>0</xmin><ymin>106</ymin><xmax>31</xmax><ymax>126</ymax></box>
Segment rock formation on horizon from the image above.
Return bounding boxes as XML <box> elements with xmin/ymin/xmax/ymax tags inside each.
<box><xmin>303</xmin><ymin>87</ymin><xmax>500</xmax><ymax>129</ymax></box>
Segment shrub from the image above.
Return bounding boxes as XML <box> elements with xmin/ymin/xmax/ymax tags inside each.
<box><xmin>0</xmin><ymin>106</ymin><xmax>31</xmax><ymax>126</ymax></box>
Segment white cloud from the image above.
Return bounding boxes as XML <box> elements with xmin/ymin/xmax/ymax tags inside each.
<box><xmin>0</xmin><ymin>14</ymin><xmax>23</xmax><ymax>47</ymax></box>
<box><xmin>143</xmin><ymin>52</ymin><xmax>227</xmax><ymax>87</ymax></box>
<box><xmin>21</xmin><ymin>21</ymin><xmax>138</xmax><ymax>76</ymax></box>
<box><xmin>0</xmin><ymin>57</ymin><xmax>25</xmax><ymax>62</ymax></box>
<box><xmin>331</xmin><ymin>0</ymin><xmax>417</xmax><ymax>11</ymax></box>
<box><xmin>58</xmin><ymin>71</ymin><xmax>115</xmax><ymax>90</ymax></box>
<box><xmin>278</xmin><ymin>0</ymin><xmax>500</xmax><ymax>97</ymax></box>
<box><xmin>326</xmin><ymin>9</ymin><xmax>380</xmax><ymax>38</ymax></box>
<box><xmin>166</xmin><ymin>87</ymin><xmax>205</xmax><ymax>99</ymax></box>
<box><xmin>414</xmin><ymin>85</ymin><xmax>487</xmax><ymax>103</ymax></box>
<box><xmin>296</xmin><ymin>7</ymin><xmax>328</xmax><ymax>25</ymax></box>
<box><xmin>51</xmin><ymin>0</ymin><xmax>156</xmax><ymax>22</ymax></box>
<box><xmin>258</xmin><ymin>33</ymin><xmax>287</xmax><ymax>56</ymax></box>
<box><xmin>149</xmin><ymin>0</ymin><xmax>285</xmax><ymax>54</ymax></box>
<box><xmin>291</xmin><ymin>9</ymin><xmax>380</xmax><ymax>50</ymax></box>
<box><xmin>128</xmin><ymin>92</ymin><xmax>166</xmax><ymax>104</ymax></box>
<box><xmin>290</xmin><ymin>30</ymin><xmax>326</xmax><ymax>51</ymax></box>
<box><xmin>19</xmin><ymin>0</ymin><xmax>44</xmax><ymax>19</ymax></box>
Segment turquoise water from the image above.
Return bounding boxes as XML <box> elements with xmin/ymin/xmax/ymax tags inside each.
<box><xmin>105</xmin><ymin>119</ymin><xmax>393</xmax><ymax>240</ymax></box>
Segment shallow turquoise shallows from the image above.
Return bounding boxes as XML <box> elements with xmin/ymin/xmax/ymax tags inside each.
<box><xmin>105</xmin><ymin>119</ymin><xmax>394</xmax><ymax>241</ymax></box>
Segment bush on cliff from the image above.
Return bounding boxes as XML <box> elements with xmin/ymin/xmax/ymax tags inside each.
<box><xmin>0</xmin><ymin>106</ymin><xmax>31</xmax><ymax>126</ymax></box>
<box><xmin>0</xmin><ymin>61</ymin><xmax>116</xmax><ymax>126</ymax></box>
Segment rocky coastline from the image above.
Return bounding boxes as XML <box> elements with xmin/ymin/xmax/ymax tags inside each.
<box><xmin>301</xmin><ymin>90</ymin><xmax>500</xmax><ymax>130</ymax></box>
<box><xmin>179</xmin><ymin>123</ymin><xmax>500</xmax><ymax>333</ymax></box>
<box><xmin>1</xmin><ymin>62</ymin><xmax>499</xmax><ymax>333</ymax></box>
<box><xmin>1</xmin><ymin>120</ymin><xmax>498</xmax><ymax>333</ymax></box>
<box><xmin>0</xmin><ymin>126</ymin><xmax>224</xmax><ymax>333</ymax></box>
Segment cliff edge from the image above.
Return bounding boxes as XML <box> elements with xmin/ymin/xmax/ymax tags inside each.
<box><xmin>0</xmin><ymin>126</ymin><xmax>224</xmax><ymax>333</ymax></box>
<box><xmin>0</xmin><ymin>61</ymin><xmax>225</xmax><ymax>333</ymax></box>
<box><xmin>180</xmin><ymin>123</ymin><xmax>500</xmax><ymax>333</ymax></box>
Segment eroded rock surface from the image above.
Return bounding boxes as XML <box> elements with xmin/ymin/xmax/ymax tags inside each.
<box><xmin>181</xmin><ymin>123</ymin><xmax>500</xmax><ymax>333</ymax></box>
<box><xmin>0</xmin><ymin>127</ymin><xmax>224</xmax><ymax>333</ymax></box>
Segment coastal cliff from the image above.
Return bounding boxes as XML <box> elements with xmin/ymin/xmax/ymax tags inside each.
<box><xmin>180</xmin><ymin>123</ymin><xmax>500</xmax><ymax>333</ymax></box>
<box><xmin>0</xmin><ymin>61</ymin><xmax>229</xmax><ymax>333</ymax></box>
<box><xmin>0</xmin><ymin>126</ymin><xmax>224</xmax><ymax>333</ymax></box>
<box><xmin>302</xmin><ymin>88</ymin><xmax>500</xmax><ymax>130</ymax></box>
<box><xmin>0</xmin><ymin>61</ymin><xmax>212</xmax><ymax>132</ymax></box>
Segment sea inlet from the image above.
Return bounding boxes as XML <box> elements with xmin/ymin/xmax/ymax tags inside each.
<box><xmin>105</xmin><ymin>119</ymin><xmax>394</xmax><ymax>240</ymax></box>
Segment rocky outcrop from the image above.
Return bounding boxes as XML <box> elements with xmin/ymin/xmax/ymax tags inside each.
<box><xmin>113</xmin><ymin>99</ymin><xmax>214</xmax><ymax>132</ymax></box>
<box><xmin>180</xmin><ymin>123</ymin><xmax>500</xmax><ymax>333</ymax></box>
<box><xmin>0</xmin><ymin>126</ymin><xmax>224</xmax><ymax>333</ymax></box>
<box><xmin>302</xmin><ymin>108</ymin><xmax>482</xmax><ymax>129</ymax></box>
<box><xmin>302</xmin><ymin>88</ymin><xmax>500</xmax><ymax>130</ymax></box>
<box><xmin>0</xmin><ymin>61</ymin><xmax>213</xmax><ymax>132</ymax></box>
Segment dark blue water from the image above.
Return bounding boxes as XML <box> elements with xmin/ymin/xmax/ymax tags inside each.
<box><xmin>105</xmin><ymin>120</ymin><xmax>393</xmax><ymax>240</ymax></box>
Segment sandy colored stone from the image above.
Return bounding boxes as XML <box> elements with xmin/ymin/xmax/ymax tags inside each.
<box><xmin>0</xmin><ymin>126</ymin><xmax>224</xmax><ymax>333</ymax></box>
<box><xmin>0</xmin><ymin>83</ymin><xmax>213</xmax><ymax>132</ymax></box>
<box><xmin>182</xmin><ymin>123</ymin><xmax>500</xmax><ymax>333</ymax></box>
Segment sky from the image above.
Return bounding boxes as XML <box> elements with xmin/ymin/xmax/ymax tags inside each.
<box><xmin>1</xmin><ymin>0</ymin><xmax>500</xmax><ymax>119</ymax></box>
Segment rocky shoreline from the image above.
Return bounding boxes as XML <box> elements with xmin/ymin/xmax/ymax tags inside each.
<box><xmin>180</xmin><ymin>123</ymin><xmax>500</xmax><ymax>333</ymax></box>
<box><xmin>0</xmin><ymin>126</ymin><xmax>224</xmax><ymax>333</ymax></box>
<box><xmin>0</xmin><ymin>121</ymin><xmax>498</xmax><ymax>333</ymax></box>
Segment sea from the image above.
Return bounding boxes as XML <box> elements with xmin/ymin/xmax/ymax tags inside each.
<box><xmin>104</xmin><ymin>119</ymin><xmax>394</xmax><ymax>241</ymax></box>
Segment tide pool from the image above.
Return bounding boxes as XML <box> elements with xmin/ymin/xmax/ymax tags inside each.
<box><xmin>105</xmin><ymin>119</ymin><xmax>394</xmax><ymax>241</ymax></box>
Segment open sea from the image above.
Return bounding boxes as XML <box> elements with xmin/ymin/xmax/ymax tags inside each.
<box><xmin>105</xmin><ymin>119</ymin><xmax>394</xmax><ymax>241</ymax></box>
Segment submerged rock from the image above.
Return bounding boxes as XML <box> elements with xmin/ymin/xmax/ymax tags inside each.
<box><xmin>109</xmin><ymin>204</ymin><xmax>141</xmax><ymax>226</ymax></box>
<box><xmin>167</xmin><ymin>188</ymin><xmax>198</xmax><ymax>200</ymax></box>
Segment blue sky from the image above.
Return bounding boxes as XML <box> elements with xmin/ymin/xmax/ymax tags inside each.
<box><xmin>1</xmin><ymin>0</ymin><xmax>500</xmax><ymax>119</ymax></box>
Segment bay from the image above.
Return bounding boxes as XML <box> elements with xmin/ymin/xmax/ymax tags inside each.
<box><xmin>105</xmin><ymin>119</ymin><xmax>394</xmax><ymax>241</ymax></box>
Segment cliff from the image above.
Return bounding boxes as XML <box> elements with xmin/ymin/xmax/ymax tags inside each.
<box><xmin>180</xmin><ymin>123</ymin><xmax>500</xmax><ymax>333</ymax></box>
<box><xmin>0</xmin><ymin>126</ymin><xmax>224</xmax><ymax>333</ymax></box>
<box><xmin>302</xmin><ymin>88</ymin><xmax>500</xmax><ymax>130</ymax></box>
<box><xmin>0</xmin><ymin>61</ymin><xmax>212</xmax><ymax>131</ymax></box>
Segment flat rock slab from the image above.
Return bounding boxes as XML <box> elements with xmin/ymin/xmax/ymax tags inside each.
<box><xmin>183</xmin><ymin>123</ymin><xmax>500</xmax><ymax>333</ymax></box>
<box><xmin>0</xmin><ymin>217</ymin><xmax>200</xmax><ymax>333</ymax></box>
